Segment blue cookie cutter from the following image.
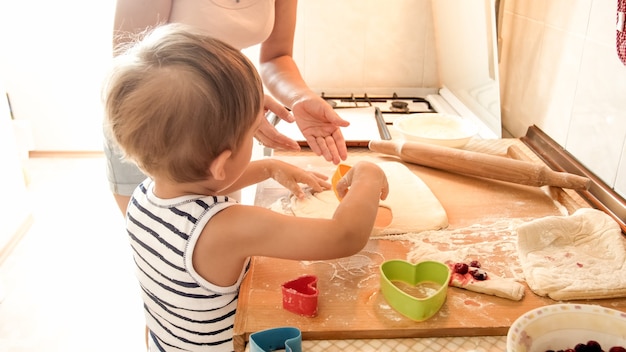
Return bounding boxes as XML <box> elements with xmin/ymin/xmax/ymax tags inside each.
<box><xmin>249</xmin><ymin>326</ymin><xmax>302</xmax><ymax>352</ymax></box>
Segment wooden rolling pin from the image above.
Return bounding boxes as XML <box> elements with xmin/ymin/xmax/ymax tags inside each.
<box><xmin>369</xmin><ymin>140</ymin><xmax>591</xmax><ymax>190</ymax></box>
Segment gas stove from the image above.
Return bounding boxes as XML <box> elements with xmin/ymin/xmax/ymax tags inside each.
<box><xmin>270</xmin><ymin>89</ymin><xmax>495</xmax><ymax>148</ymax></box>
<box><xmin>318</xmin><ymin>89</ymin><xmax>497</xmax><ymax>139</ymax></box>
<box><xmin>320</xmin><ymin>93</ymin><xmax>435</xmax><ymax>115</ymax></box>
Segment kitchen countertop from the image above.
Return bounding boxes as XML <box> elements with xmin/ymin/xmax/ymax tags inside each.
<box><xmin>235</xmin><ymin>138</ymin><xmax>625</xmax><ymax>352</ymax></box>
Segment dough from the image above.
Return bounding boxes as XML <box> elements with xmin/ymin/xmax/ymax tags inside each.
<box><xmin>516</xmin><ymin>208</ymin><xmax>626</xmax><ymax>300</ymax></box>
<box><xmin>451</xmin><ymin>275</ymin><xmax>525</xmax><ymax>301</ymax></box>
<box><xmin>447</xmin><ymin>262</ymin><xmax>525</xmax><ymax>301</ymax></box>
<box><xmin>285</xmin><ymin>161</ymin><xmax>448</xmax><ymax>236</ymax></box>
<box><xmin>401</xmin><ymin>221</ymin><xmax>529</xmax><ymax>301</ymax></box>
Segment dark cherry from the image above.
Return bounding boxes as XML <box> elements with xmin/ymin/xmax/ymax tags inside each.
<box><xmin>469</xmin><ymin>268</ymin><xmax>488</xmax><ymax>280</ymax></box>
<box><xmin>453</xmin><ymin>262</ymin><xmax>468</xmax><ymax>275</ymax></box>
<box><xmin>574</xmin><ymin>344</ymin><xmax>588</xmax><ymax>352</ymax></box>
<box><xmin>548</xmin><ymin>343</ymin><xmax>626</xmax><ymax>352</ymax></box>
<box><xmin>469</xmin><ymin>260</ymin><xmax>481</xmax><ymax>268</ymax></box>
<box><xmin>586</xmin><ymin>341</ymin><xmax>603</xmax><ymax>352</ymax></box>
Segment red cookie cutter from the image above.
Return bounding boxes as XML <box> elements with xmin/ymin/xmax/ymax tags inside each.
<box><xmin>281</xmin><ymin>275</ymin><xmax>319</xmax><ymax>317</ymax></box>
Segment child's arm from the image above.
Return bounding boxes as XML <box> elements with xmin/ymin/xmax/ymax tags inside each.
<box><xmin>219</xmin><ymin>159</ymin><xmax>331</xmax><ymax>199</ymax></box>
<box><xmin>193</xmin><ymin>161</ymin><xmax>388</xmax><ymax>287</ymax></box>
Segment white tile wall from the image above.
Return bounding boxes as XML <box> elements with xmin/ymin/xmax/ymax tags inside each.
<box><xmin>616</xmin><ymin>141</ymin><xmax>626</xmax><ymax>194</ymax></box>
<box><xmin>293</xmin><ymin>0</ymin><xmax>439</xmax><ymax>93</ymax></box>
<box><xmin>568</xmin><ymin>39</ymin><xmax>626</xmax><ymax>186</ymax></box>
<box><xmin>499</xmin><ymin>10</ymin><xmax>547</xmax><ymax>136</ymax></box>
<box><xmin>500</xmin><ymin>0</ymin><xmax>626</xmax><ymax>196</ymax></box>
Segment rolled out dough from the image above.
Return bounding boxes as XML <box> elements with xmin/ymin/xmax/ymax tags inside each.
<box><xmin>452</xmin><ymin>276</ymin><xmax>525</xmax><ymax>301</ymax></box>
<box><xmin>448</xmin><ymin>265</ymin><xmax>525</xmax><ymax>301</ymax></box>
<box><xmin>281</xmin><ymin>161</ymin><xmax>448</xmax><ymax>236</ymax></box>
<box><xmin>516</xmin><ymin>208</ymin><xmax>626</xmax><ymax>300</ymax></box>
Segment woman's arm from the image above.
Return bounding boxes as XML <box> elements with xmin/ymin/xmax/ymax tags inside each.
<box><xmin>258</xmin><ymin>0</ymin><xmax>301</xmax><ymax>99</ymax></box>
<box><xmin>259</xmin><ymin>0</ymin><xmax>349</xmax><ymax>164</ymax></box>
<box><xmin>112</xmin><ymin>0</ymin><xmax>172</xmax><ymax>47</ymax></box>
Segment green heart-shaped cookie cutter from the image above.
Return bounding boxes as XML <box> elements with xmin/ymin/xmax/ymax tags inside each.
<box><xmin>380</xmin><ymin>260</ymin><xmax>450</xmax><ymax>321</ymax></box>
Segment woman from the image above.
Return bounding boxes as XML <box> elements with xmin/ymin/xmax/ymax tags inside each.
<box><xmin>107</xmin><ymin>0</ymin><xmax>349</xmax><ymax>214</ymax></box>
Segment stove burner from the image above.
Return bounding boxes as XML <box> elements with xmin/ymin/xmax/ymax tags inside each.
<box><xmin>390</xmin><ymin>100</ymin><xmax>410</xmax><ymax>113</ymax></box>
<box><xmin>319</xmin><ymin>92</ymin><xmax>434</xmax><ymax>114</ymax></box>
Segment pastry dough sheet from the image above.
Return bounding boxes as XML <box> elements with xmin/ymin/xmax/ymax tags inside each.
<box><xmin>277</xmin><ymin>161</ymin><xmax>449</xmax><ymax>236</ymax></box>
<box><xmin>398</xmin><ymin>220</ymin><xmax>527</xmax><ymax>301</ymax></box>
<box><xmin>449</xmin><ymin>269</ymin><xmax>525</xmax><ymax>301</ymax></box>
<box><xmin>516</xmin><ymin>208</ymin><xmax>626</xmax><ymax>300</ymax></box>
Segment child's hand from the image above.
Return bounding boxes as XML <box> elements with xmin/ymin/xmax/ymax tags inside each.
<box><xmin>268</xmin><ymin>160</ymin><xmax>331</xmax><ymax>199</ymax></box>
<box><xmin>334</xmin><ymin>161</ymin><xmax>389</xmax><ymax>201</ymax></box>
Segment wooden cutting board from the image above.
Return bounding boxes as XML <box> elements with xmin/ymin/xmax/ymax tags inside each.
<box><xmin>233</xmin><ymin>139</ymin><xmax>626</xmax><ymax>352</ymax></box>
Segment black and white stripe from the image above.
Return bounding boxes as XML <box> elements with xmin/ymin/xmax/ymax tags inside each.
<box><xmin>127</xmin><ymin>180</ymin><xmax>247</xmax><ymax>351</ymax></box>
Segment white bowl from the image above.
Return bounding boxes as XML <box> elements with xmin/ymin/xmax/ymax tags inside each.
<box><xmin>393</xmin><ymin>113</ymin><xmax>477</xmax><ymax>148</ymax></box>
<box><xmin>506</xmin><ymin>304</ymin><xmax>626</xmax><ymax>352</ymax></box>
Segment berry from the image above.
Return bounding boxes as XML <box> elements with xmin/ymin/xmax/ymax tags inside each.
<box><xmin>548</xmin><ymin>343</ymin><xmax>626</xmax><ymax>352</ymax></box>
<box><xmin>574</xmin><ymin>344</ymin><xmax>587</xmax><ymax>352</ymax></box>
<box><xmin>586</xmin><ymin>341</ymin><xmax>603</xmax><ymax>352</ymax></box>
<box><xmin>469</xmin><ymin>268</ymin><xmax>488</xmax><ymax>280</ymax></box>
<box><xmin>453</xmin><ymin>262</ymin><xmax>468</xmax><ymax>274</ymax></box>
<box><xmin>469</xmin><ymin>260</ymin><xmax>481</xmax><ymax>268</ymax></box>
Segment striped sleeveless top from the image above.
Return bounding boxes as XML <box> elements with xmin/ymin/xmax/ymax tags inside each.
<box><xmin>127</xmin><ymin>179</ymin><xmax>249</xmax><ymax>351</ymax></box>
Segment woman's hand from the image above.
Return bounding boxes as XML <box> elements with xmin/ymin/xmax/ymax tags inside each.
<box><xmin>258</xmin><ymin>0</ymin><xmax>349</xmax><ymax>164</ymax></box>
<box><xmin>256</xmin><ymin>94</ymin><xmax>351</xmax><ymax>165</ymax></box>
<box><xmin>292</xmin><ymin>94</ymin><xmax>350</xmax><ymax>165</ymax></box>
<box><xmin>254</xmin><ymin>95</ymin><xmax>301</xmax><ymax>152</ymax></box>
<box><xmin>267</xmin><ymin>159</ymin><xmax>331</xmax><ymax>199</ymax></box>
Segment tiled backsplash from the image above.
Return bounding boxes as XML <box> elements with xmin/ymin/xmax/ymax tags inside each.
<box><xmin>499</xmin><ymin>0</ymin><xmax>626</xmax><ymax>197</ymax></box>
<box><xmin>292</xmin><ymin>0</ymin><xmax>439</xmax><ymax>93</ymax></box>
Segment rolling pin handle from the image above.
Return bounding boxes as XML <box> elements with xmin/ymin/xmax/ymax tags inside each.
<box><xmin>368</xmin><ymin>140</ymin><xmax>592</xmax><ymax>191</ymax></box>
<box><xmin>545</xmin><ymin>169</ymin><xmax>591</xmax><ymax>190</ymax></box>
<box><xmin>368</xmin><ymin>140</ymin><xmax>402</xmax><ymax>157</ymax></box>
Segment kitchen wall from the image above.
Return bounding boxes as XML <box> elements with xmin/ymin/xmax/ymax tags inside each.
<box><xmin>499</xmin><ymin>0</ymin><xmax>626</xmax><ymax>197</ymax></box>
<box><xmin>2</xmin><ymin>0</ymin><xmax>625</xmax><ymax>199</ymax></box>
<box><xmin>292</xmin><ymin>0</ymin><xmax>439</xmax><ymax>93</ymax></box>
<box><xmin>0</xmin><ymin>0</ymin><xmax>438</xmax><ymax>152</ymax></box>
<box><xmin>257</xmin><ymin>0</ymin><xmax>502</xmax><ymax>138</ymax></box>
<box><xmin>0</xmin><ymin>81</ymin><xmax>31</xmax><ymax>260</ymax></box>
<box><xmin>0</xmin><ymin>0</ymin><xmax>114</xmax><ymax>152</ymax></box>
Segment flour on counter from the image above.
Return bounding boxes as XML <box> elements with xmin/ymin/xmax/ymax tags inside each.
<box><xmin>540</xmin><ymin>185</ymin><xmax>570</xmax><ymax>216</ymax></box>
<box><xmin>381</xmin><ymin>218</ymin><xmax>527</xmax><ymax>280</ymax></box>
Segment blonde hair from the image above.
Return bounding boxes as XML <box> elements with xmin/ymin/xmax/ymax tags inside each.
<box><xmin>104</xmin><ymin>24</ymin><xmax>263</xmax><ymax>183</ymax></box>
